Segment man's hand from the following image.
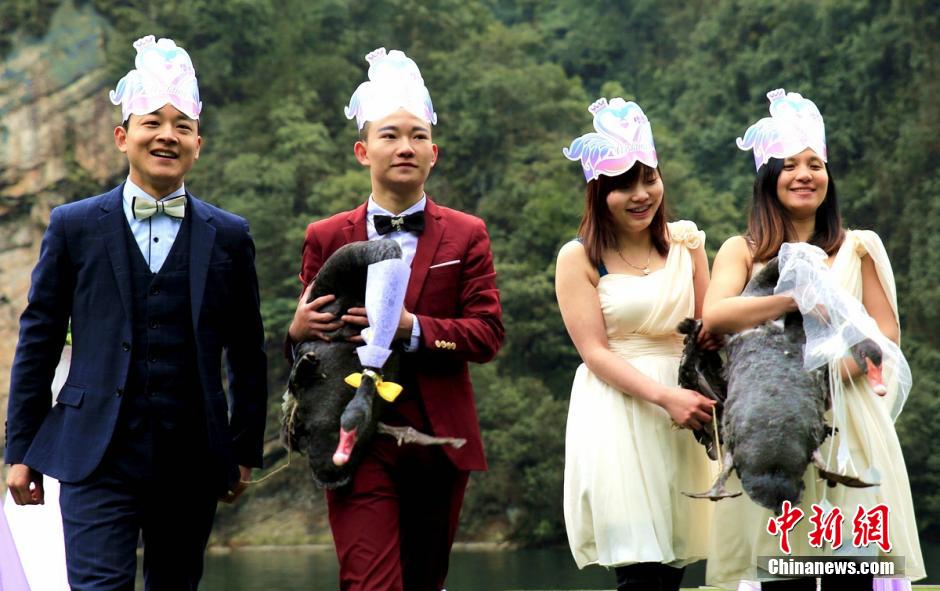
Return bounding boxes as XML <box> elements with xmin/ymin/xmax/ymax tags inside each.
<box><xmin>288</xmin><ymin>282</ymin><xmax>342</xmax><ymax>342</ymax></box>
<box><xmin>6</xmin><ymin>463</ymin><xmax>44</xmax><ymax>505</ymax></box>
<box><xmin>343</xmin><ymin>307</ymin><xmax>415</xmax><ymax>343</ymax></box>
<box><xmin>219</xmin><ymin>465</ymin><xmax>252</xmax><ymax>504</ymax></box>
<box><xmin>396</xmin><ymin>308</ymin><xmax>415</xmax><ymax>341</ymax></box>
<box><xmin>341</xmin><ymin>307</ymin><xmax>370</xmax><ymax>343</ymax></box>
<box><xmin>339</xmin><ymin>306</ymin><xmax>416</xmax><ymax>344</ymax></box>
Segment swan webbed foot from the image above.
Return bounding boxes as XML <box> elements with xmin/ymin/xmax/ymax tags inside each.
<box><xmin>684</xmin><ymin>452</ymin><xmax>742</xmax><ymax>501</ymax></box>
<box><xmin>812</xmin><ymin>449</ymin><xmax>879</xmax><ymax>488</ymax></box>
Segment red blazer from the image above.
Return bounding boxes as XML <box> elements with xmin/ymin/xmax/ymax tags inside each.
<box><xmin>296</xmin><ymin>197</ymin><xmax>504</xmax><ymax>471</ymax></box>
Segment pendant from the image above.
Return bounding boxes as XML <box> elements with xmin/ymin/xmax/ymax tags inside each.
<box><xmin>643</xmin><ymin>267</ymin><xmax>650</xmax><ymax>275</ymax></box>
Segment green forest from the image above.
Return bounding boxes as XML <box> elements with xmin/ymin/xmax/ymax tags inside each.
<box><xmin>4</xmin><ymin>0</ymin><xmax>939</xmax><ymax>546</ymax></box>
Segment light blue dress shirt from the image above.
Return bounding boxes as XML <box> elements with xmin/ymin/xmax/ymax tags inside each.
<box><xmin>121</xmin><ymin>178</ymin><xmax>186</xmax><ymax>273</ymax></box>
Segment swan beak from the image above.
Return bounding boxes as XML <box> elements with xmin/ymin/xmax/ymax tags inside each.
<box><xmin>333</xmin><ymin>427</ymin><xmax>358</xmax><ymax>466</ymax></box>
<box><xmin>865</xmin><ymin>358</ymin><xmax>887</xmax><ymax>396</ymax></box>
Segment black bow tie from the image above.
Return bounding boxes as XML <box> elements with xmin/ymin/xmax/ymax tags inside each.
<box><xmin>374</xmin><ymin>211</ymin><xmax>425</xmax><ymax>236</ymax></box>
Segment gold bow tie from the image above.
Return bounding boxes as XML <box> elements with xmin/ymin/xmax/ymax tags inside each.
<box><xmin>344</xmin><ymin>370</ymin><xmax>403</xmax><ymax>402</ymax></box>
<box><xmin>132</xmin><ymin>195</ymin><xmax>187</xmax><ymax>220</ymax></box>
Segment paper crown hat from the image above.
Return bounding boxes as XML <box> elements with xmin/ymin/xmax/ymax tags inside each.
<box><xmin>345</xmin><ymin>47</ymin><xmax>437</xmax><ymax>130</ymax></box>
<box><xmin>737</xmin><ymin>88</ymin><xmax>827</xmax><ymax>171</ymax></box>
<box><xmin>109</xmin><ymin>35</ymin><xmax>202</xmax><ymax>122</ymax></box>
<box><xmin>563</xmin><ymin>98</ymin><xmax>658</xmax><ymax>182</ymax></box>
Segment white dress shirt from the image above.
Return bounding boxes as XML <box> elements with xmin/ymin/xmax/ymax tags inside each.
<box><xmin>366</xmin><ymin>195</ymin><xmax>424</xmax><ymax>350</ymax></box>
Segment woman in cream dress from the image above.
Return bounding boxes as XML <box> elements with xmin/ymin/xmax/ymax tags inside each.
<box><xmin>4</xmin><ymin>344</ymin><xmax>70</xmax><ymax>590</ymax></box>
<box><xmin>703</xmin><ymin>89</ymin><xmax>925</xmax><ymax>590</ymax></box>
<box><xmin>557</xmin><ymin>97</ymin><xmax>718</xmax><ymax>591</ymax></box>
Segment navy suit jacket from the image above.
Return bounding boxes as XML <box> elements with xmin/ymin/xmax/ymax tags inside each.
<box><xmin>5</xmin><ymin>184</ymin><xmax>268</xmax><ymax>493</ymax></box>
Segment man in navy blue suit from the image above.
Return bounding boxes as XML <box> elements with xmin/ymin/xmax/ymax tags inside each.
<box><xmin>4</xmin><ymin>35</ymin><xmax>267</xmax><ymax>590</ymax></box>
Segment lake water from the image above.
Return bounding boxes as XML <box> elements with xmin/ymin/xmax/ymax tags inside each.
<box><xmin>153</xmin><ymin>546</ymin><xmax>699</xmax><ymax>590</ymax></box>
<box><xmin>133</xmin><ymin>543</ymin><xmax>938</xmax><ymax>590</ymax></box>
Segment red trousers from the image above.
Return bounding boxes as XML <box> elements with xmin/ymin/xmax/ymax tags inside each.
<box><xmin>326</xmin><ymin>436</ymin><xmax>470</xmax><ymax>591</ymax></box>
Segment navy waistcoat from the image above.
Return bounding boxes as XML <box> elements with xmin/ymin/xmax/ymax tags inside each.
<box><xmin>120</xmin><ymin>214</ymin><xmax>205</xmax><ymax>433</ymax></box>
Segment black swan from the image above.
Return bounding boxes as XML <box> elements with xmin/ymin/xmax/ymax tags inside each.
<box><xmin>283</xmin><ymin>240</ymin><xmax>463</xmax><ymax>489</ymax></box>
<box><xmin>680</xmin><ymin>257</ymin><xmax>885</xmax><ymax>512</ymax></box>
<box><xmin>677</xmin><ymin>317</ymin><xmax>727</xmax><ymax>461</ymax></box>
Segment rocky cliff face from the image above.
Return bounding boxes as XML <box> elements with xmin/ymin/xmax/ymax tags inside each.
<box><xmin>0</xmin><ymin>1</ymin><xmax>126</xmax><ymax>447</ymax></box>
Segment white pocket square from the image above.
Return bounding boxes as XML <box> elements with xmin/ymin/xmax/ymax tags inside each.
<box><xmin>428</xmin><ymin>259</ymin><xmax>461</xmax><ymax>269</ymax></box>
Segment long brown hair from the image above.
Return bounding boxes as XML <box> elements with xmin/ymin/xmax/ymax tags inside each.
<box><xmin>577</xmin><ymin>164</ymin><xmax>669</xmax><ymax>268</ymax></box>
<box><xmin>745</xmin><ymin>157</ymin><xmax>844</xmax><ymax>262</ymax></box>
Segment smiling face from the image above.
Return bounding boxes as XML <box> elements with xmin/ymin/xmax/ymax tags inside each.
<box><xmin>605</xmin><ymin>167</ymin><xmax>664</xmax><ymax>234</ymax></box>
<box><xmin>354</xmin><ymin>109</ymin><xmax>437</xmax><ymax>202</ymax></box>
<box><xmin>776</xmin><ymin>148</ymin><xmax>828</xmax><ymax>219</ymax></box>
<box><xmin>114</xmin><ymin>103</ymin><xmax>201</xmax><ymax>197</ymax></box>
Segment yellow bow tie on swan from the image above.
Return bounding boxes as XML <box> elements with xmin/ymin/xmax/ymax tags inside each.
<box><xmin>345</xmin><ymin>369</ymin><xmax>403</xmax><ymax>402</ymax></box>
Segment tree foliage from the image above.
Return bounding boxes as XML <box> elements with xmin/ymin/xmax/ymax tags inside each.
<box><xmin>8</xmin><ymin>0</ymin><xmax>939</xmax><ymax>545</ymax></box>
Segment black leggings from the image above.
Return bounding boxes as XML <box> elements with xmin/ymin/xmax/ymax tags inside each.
<box><xmin>763</xmin><ymin>574</ymin><xmax>874</xmax><ymax>590</ymax></box>
<box><xmin>614</xmin><ymin>562</ymin><xmax>685</xmax><ymax>591</ymax></box>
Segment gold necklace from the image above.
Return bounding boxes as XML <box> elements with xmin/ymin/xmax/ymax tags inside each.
<box><xmin>617</xmin><ymin>243</ymin><xmax>653</xmax><ymax>275</ymax></box>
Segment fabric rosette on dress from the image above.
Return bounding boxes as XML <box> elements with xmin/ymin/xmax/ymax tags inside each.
<box><xmin>668</xmin><ymin>220</ymin><xmax>705</xmax><ymax>251</ymax></box>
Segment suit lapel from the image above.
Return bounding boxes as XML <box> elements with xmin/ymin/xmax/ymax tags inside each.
<box><xmin>405</xmin><ymin>198</ymin><xmax>444</xmax><ymax>311</ymax></box>
<box><xmin>97</xmin><ymin>185</ymin><xmax>134</xmax><ymax>324</ymax></box>
<box><xmin>188</xmin><ymin>194</ymin><xmax>216</xmax><ymax>330</ymax></box>
<box><xmin>342</xmin><ymin>203</ymin><xmax>368</xmax><ymax>244</ymax></box>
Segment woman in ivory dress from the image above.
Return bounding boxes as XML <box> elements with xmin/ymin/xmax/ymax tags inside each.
<box><xmin>703</xmin><ymin>89</ymin><xmax>925</xmax><ymax>590</ymax></box>
<box><xmin>4</xmin><ymin>344</ymin><xmax>70</xmax><ymax>590</ymax></box>
<box><xmin>556</xmin><ymin>97</ymin><xmax>718</xmax><ymax>591</ymax></box>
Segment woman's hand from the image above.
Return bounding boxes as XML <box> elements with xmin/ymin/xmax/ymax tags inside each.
<box><xmin>696</xmin><ymin>328</ymin><xmax>725</xmax><ymax>351</ymax></box>
<box><xmin>659</xmin><ymin>387</ymin><xmax>715</xmax><ymax>431</ymax></box>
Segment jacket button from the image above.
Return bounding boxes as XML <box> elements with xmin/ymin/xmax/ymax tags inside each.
<box><xmin>116</xmin><ymin>388</ymin><xmax>123</xmax><ymax>397</ymax></box>
<box><xmin>150</xmin><ymin>286</ymin><xmax>160</xmax><ymax>296</ymax></box>
<box><xmin>149</xmin><ymin>320</ymin><xmax>158</xmax><ymax>329</ymax></box>
<box><xmin>121</xmin><ymin>342</ymin><xmax>131</xmax><ymax>352</ymax></box>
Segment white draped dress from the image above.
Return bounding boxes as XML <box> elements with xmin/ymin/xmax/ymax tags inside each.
<box><xmin>706</xmin><ymin>230</ymin><xmax>925</xmax><ymax>589</ymax></box>
<box><xmin>4</xmin><ymin>347</ymin><xmax>70</xmax><ymax>590</ymax></box>
<box><xmin>564</xmin><ymin>221</ymin><xmax>717</xmax><ymax>569</ymax></box>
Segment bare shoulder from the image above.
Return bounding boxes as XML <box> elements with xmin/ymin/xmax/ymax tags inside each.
<box><xmin>710</xmin><ymin>234</ymin><xmax>753</xmax><ymax>289</ymax></box>
<box><xmin>718</xmin><ymin>235</ymin><xmax>751</xmax><ymax>257</ymax></box>
<box><xmin>713</xmin><ymin>234</ymin><xmax>751</xmax><ymax>265</ymax></box>
<box><xmin>557</xmin><ymin>239</ymin><xmax>590</xmax><ymax>268</ymax></box>
<box><xmin>556</xmin><ymin>240</ymin><xmax>600</xmax><ymax>283</ymax></box>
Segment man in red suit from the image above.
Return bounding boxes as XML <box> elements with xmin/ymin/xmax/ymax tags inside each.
<box><xmin>286</xmin><ymin>48</ymin><xmax>504</xmax><ymax>591</ymax></box>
